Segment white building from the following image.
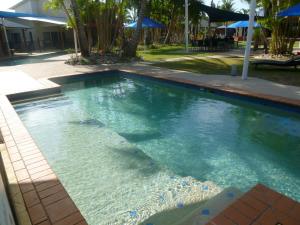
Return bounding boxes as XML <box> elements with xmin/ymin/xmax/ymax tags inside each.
<box><xmin>6</xmin><ymin>0</ymin><xmax>73</xmax><ymax>51</ymax></box>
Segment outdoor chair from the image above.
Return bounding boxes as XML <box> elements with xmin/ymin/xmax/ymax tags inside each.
<box><xmin>252</xmin><ymin>56</ymin><xmax>300</xmax><ymax>69</ymax></box>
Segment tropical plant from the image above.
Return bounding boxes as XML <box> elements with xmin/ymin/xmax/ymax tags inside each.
<box><xmin>123</xmin><ymin>0</ymin><xmax>148</xmax><ymax>57</ymax></box>
<box><xmin>70</xmin><ymin>0</ymin><xmax>90</xmax><ymax>57</ymax></box>
<box><xmin>45</xmin><ymin>0</ymin><xmax>89</xmax><ymax>57</ymax></box>
<box><xmin>239</xmin><ymin>9</ymin><xmax>249</xmax><ymax>14</ymax></box>
<box><xmin>219</xmin><ymin>0</ymin><xmax>236</xmax><ymax>12</ymax></box>
<box><xmin>257</xmin><ymin>0</ymin><xmax>300</xmax><ymax>55</ymax></box>
<box><xmin>242</xmin><ymin>0</ymin><xmax>300</xmax><ymax>55</ymax></box>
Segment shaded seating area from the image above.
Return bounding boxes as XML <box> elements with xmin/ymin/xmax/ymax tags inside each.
<box><xmin>252</xmin><ymin>56</ymin><xmax>300</xmax><ymax>69</ymax></box>
<box><xmin>191</xmin><ymin>37</ymin><xmax>235</xmax><ymax>52</ymax></box>
<box><xmin>190</xmin><ymin>4</ymin><xmax>249</xmax><ymax>52</ymax></box>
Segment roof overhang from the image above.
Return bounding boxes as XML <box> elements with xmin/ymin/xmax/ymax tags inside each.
<box><xmin>0</xmin><ymin>19</ymin><xmax>31</xmax><ymax>28</ymax></box>
<box><xmin>198</xmin><ymin>4</ymin><xmax>249</xmax><ymax>22</ymax></box>
<box><xmin>0</xmin><ymin>10</ymin><xmax>67</xmax><ymax>26</ymax></box>
<box><xmin>18</xmin><ymin>17</ymin><xmax>66</xmax><ymax>25</ymax></box>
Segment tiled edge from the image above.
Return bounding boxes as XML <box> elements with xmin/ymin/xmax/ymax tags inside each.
<box><xmin>38</xmin><ymin>79</ymin><xmax>60</xmax><ymax>89</ymax></box>
<box><xmin>46</xmin><ymin>67</ymin><xmax>300</xmax><ymax>109</ymax></box>
<box><xmin>0</xmin><ymin>95</ymin><xmax>87</xmax><ymax>225</ymax></box>
<box><xmin>119</xmin><ymin>68</ymin><xmax>300</xmax><ymax>108</ymax></box>
<box><xmin>0</xmin><ymin>102</ymin><xmax>32</xmax><ymax>225</ymax></box>
<box><xmin>206</xmin><ymin>184</ymin><xmax>300</xmax><ymax>225</ymax></box>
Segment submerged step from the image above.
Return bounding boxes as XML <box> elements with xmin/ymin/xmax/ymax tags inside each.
<box><xmin>141</xmin><ymin>187</ymin><xmax>242</xmax><ymax>225</ymax></box>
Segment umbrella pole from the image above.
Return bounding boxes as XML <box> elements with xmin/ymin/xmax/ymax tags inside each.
<box><xmin>242</xmin><ymin>0</ymin><xmax>256</xmax><ymax>80</ymax></box>
<box><xmin>2</xmin><ymin>18</ymin><xmax>11</xmax><ymax>57</ymax></box>
<box><xmin>185</xmin><ymin>0</ymin><xmax>189</xmax><ymax>53</ymax></box>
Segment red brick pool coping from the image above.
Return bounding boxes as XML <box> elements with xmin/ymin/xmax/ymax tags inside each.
<box><xmin>206</xmin><ymin>184</ymin><xmax>300</xmax><ymax>225</ymax></box>
<box><xmin>1</xmin><ymin>69</ymin><xmax>300</xmax><ymax>225</ymax></box>
<box><xmin>49</xmin><ymin>69</ymin><xmax>300</xmax><ymax>108</ymax></box>
<box><xmin>0</xmin><ymin>95</ymin><xmax>87</xmax><ymax>225</ymax></box>
<box><xmin>119</xmin><ymin>69</ymin><xmax>300</xmax><ymax>109</ymax></box>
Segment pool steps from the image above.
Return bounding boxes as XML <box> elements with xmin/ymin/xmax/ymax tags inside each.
<box><xmin>141</xmin><ymin>187</ymin><xmax>243</xmax><ymax>225</ymax></box>
<box><xmin>175</xmin><ymin>187</ymin><xmax>243</xmax><ymax>225</ymax></box>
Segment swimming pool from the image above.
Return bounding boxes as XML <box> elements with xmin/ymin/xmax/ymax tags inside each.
<box><xmin>15</xmin><ymin>71</ymin><xmax>300</xmax><ymax>224</ymax></box>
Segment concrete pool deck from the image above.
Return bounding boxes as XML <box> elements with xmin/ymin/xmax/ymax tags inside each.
<box><xmin>0</xmin><ymin>52</ymin><xmax>300</xmax><ymax>106</ymax></box>
<box><xmin>0</xmin><ymin>52</ymin><xmax>300</xmax><ymax>225</ymax></box>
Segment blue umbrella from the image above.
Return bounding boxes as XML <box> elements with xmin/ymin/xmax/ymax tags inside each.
<box><xmin>125</xmin><ymin>17</ymin><xmax>165</xmax><ymax>29</ymax></box>
<box><xmin>278</xmin><ymin>3</ymin><xmax>300</xmax><ymax>17</ymax></box>
<box><xmin>228</xmin><ymin>20</ymin><xmax>261</xmax><ymax>28</ymax></box>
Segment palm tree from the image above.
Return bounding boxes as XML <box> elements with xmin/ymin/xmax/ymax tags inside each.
<box><xmin>122</xmin><ymin>0</ymin><xmax>148</xmax><ymax>57</ymax></box>
<box><xmin>219</xmin><ymin>0</ymin><xmax>236</xmax><ymax>12</ymax></box>
<box><xmin>70</xmin><ymin>0</ymin><xmax>90</xmax><ymax>57</ymax></box>
<box><xmin>239</xmin><ymin>8</ymin><xmax>249</xmax><ymax>14</ymax></box>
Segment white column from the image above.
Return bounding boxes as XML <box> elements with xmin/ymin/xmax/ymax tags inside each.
<box><xmin>185</xmin><ymin>0</ymin><xmax>189</xmax><ymax>53</ymax></box>
<box><xmin>242</xmin><ymin>0</ymin><xmax>256</xmax><ymax>80</ymax></box>
<box><xmin>73</xmin><ymin>28</ymin><xmax>78</xmax><ymax>58</ymax></box>
<box><xmin>2</xmin><ymin>18</ymin><xmax>11</xmax><ymax>57</ymax></box>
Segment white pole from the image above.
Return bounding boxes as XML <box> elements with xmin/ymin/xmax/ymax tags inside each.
<box><xmin>73</xmin><ymin>28</ymin><xmax>78</xmax><ymax>58</ymax></box>
<box><xmin>2</xmin><ymin>18</ymin><xmax>11</xmax><ymax>57</ymax></box>
<box><xmin>242</xmin><ymin>0</ymin><xmax>256</xmax><ymax>80</ymax></box>
<box><xmin>185</xmin><ymin>0</ymin><xmax>189</xmax><ymax>53</ymax></box>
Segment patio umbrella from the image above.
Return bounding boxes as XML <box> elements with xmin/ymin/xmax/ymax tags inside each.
<box><xmin>125</xmin><ymin>17</ymin><xmax>165</xmax><ymax>29</ymax></box>
<box><xmin>228</xmin><ymin>20</ymin><xmax>261</xmax><ymax>28</ymax></box>
<box><xmin>278</xmin><ymin>3</ymin><xmax>300</xmax><ymax>17</ymax></box>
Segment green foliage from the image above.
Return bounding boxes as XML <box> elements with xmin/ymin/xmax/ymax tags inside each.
<box><xmin>219</xmin><ymin>0</ymin><xmax>236</xmax><ymax>12</ymax></box>
<box><xmin>153</xmin><ymin>57</ymin><xmax>300</xmax><ymax>86</ymax></box>
<box><xmin>257</xmin><ymin>0</ymin><xmax>300</xmax><ymax>55</ymax></box>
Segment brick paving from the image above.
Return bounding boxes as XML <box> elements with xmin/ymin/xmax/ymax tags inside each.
<box><xmin>0</xmin><ymin>95</ymin><xmax>87</xmax><ymax>225</ymax></box>
<box><xmin>206</xmin><ymin>184</ymin><xmax>300</xmax><ymax>225</ymax></box>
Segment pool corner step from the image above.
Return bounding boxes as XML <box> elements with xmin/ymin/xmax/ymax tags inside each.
<box><xmin>205</xmin><ymin>184</ymin><xmax>300</xmax><ymax>225</ymax></box>
<box><xmin>140</xmin><ymin>187</ymin><xmax>243</xmax><ymax>225</ymax></box>
<box><xmin>174</xmin><ymin>187</ymin><xmax>243</xmax><ymax>225</ymax></box>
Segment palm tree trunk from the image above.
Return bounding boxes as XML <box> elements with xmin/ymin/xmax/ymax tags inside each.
<box><xmin>70</xmin><ymin>0</ymin><xmax>90</xmax><ymax>57</ymax></box>
<box><xmin>164</xmin><ymin>5</ymin><xmax>176</xmax><ymax>44</ymax></box>
<box><xmin>122</xmin><ymin>0</ymin><xmax>148</xmax><ymax>57</ymax></box>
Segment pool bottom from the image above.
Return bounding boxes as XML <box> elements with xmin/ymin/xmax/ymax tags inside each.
<box><xmin>15</xmin><ymin>73</ymin><xmax>300</xmax><ymax>224</ymax></box>
<box><xmin>41</xmin><ymin>122</ymin><xmax>221</xmax><ymax>224</ymax></box>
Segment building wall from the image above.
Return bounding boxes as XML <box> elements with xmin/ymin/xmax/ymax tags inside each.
<box><xmin>11</xmin><ymin>0</ymin><xmax>67</xmax><ymax>18</ymax></box>
<box><xmin>11</xmin><ymin>0</ymin><xmax>34</xmax><ymax>14</ymax></box>
<box><xmin>9</xmin><ymin>0</ymin><xmax>72</xmax><ymax>52</ymax></box>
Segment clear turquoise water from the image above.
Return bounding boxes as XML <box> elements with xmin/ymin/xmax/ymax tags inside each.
<box><xmin>15</xmin><ymin>72</ymin><xmax>300</xmax><ymax>224</ymax></box>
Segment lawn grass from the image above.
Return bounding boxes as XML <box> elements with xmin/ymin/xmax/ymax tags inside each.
<box><xmin>137</xmin><ymin>45</ymin><xmax>211</xmax><ymax>61</ymax></box>
<box><xmin>153</xmin><ymin>57</ymin><xmax>300</xmax><ymax>87</ymax></box>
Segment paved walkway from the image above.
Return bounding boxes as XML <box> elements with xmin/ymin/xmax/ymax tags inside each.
<box><xmin>0</xmin><ymin>71</ymin><xmax>44</xmax><ymax>95</ymax></box>
<box><xmin>0</xmin><ymin>52</ymin><xmax>300</xmax><ymax>103</ymax></box>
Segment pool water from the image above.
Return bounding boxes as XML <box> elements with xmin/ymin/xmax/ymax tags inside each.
<box><xmin>15</xmin><ymin>72</ymin><xmax>300</xmax><ymax>224</ymax></box>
